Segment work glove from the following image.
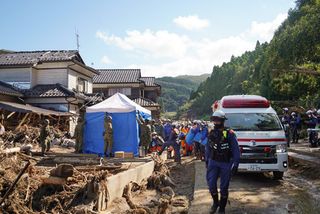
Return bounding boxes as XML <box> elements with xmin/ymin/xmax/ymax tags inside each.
<box><xmin>231</xmin><ymin>165</ymin><xmax>238</xmax><ymax>176</ymax></box>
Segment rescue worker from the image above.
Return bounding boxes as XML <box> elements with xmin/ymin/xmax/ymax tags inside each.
<box><xmin>137</xmin><ymin>113</ymin><xmax>152</xmax><ymax>155</ymax></box>
<box><xmin>163</xmin><ymin>120</ymin><xmax>172</xmax><ymax>141</ymax></box>
<box><xmin>191</xmin><ymin>121</ymin><xmax>201</xmax><ymax>160</ymax></box>
<box><xmin>205</xmin><ymin>110</ymin><xmax>240</xmax><ymax>213</ymax></box>
<box><xmin>289</xmin><ymin>112</ymin><xmax>301</xmax><ymax>144</ymax></box>
<box><xmin>158</xmin><ymin>125</ymin><xmax>181</xmax><ymax>163</ymax></box>
<box><xmin>74</xmin><ymin>117</ymin><xmax>85</xmax><ymax>153</ymax></box>
<box><xmin>305</xmin><ymin>110</ymin><xmax>318</xmax><ymax>147</ymax></box>
<box><xmin>200</xmin><ymin>122</ymin><xmax>208</xmax><ymax>161</ymax></box>
<box><xmin>39</xmin><ymin>119</ymin><xmax>51</xmax><ymax>156</ymax></box>
<box><xmin>154</xmin><ymin>120</ymin><xmax>164</xmax><ymax>138</ymax></box>
<box><xmin>180</xmin><ymin>124</ymin><xmax>189</xmax><ymax>156</ymax></box>
<box><xmin>150</xmin><ymin>119</ymin><xmax>156</xmax><ymax>133</ymax></box>
<box><xmin>104</xmin><ymin>115</ymin><xmax>113</xmax><ymax>157</ymax></box>
<box><xmin>281</xmin><ymin>108</ymin><xmax>291</xmax><ymax>146</ymax></box>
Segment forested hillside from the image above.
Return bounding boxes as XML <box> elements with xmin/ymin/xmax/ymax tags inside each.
<box><xmin>156</xmin><ymin>74</ymin><xmax>210</xmax><ymax>112</ymax></box>
<box><xmin>185</xmin><ymin>0</ymin><xmax>320</xmax><ymax>118</ymax></box>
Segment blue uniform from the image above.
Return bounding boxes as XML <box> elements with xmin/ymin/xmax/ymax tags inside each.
<box><xmin>160</xmin><ymin>129</ymin><xmax>180</xmax><ymax>162</ymax></box>
<box><xmin>205</xmin><ymin>129</ymin><xmax>240</xmax><ymax>197</ymax></box>
<box><xmin>163</xmin><ymin>123</ymin><xmax>172</xmax><ymax>141</ymax></box>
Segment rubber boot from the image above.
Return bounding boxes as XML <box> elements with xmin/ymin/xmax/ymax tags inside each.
<box><xmin>210</xmin><ymin>192</ymin><xmax>219</xmax><ymax>214</ymax></box>
<box><xmin>218</xmin><ymin>194</ymin><xmax>228</xmax><ymax>213</ymax></box>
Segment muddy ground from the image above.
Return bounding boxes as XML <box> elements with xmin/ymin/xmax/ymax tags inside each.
<box><xmin>108</xmin><ymin>155</ymin><xmax>320</xmax><ymax>214</ymax></box>
<box><xmin>222</xmin><ymin>158</ymin><xmax>320</xmax><ymax>214</ymax></box>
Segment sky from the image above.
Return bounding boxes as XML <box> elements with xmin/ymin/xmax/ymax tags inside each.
<box><xmin>0</xmin><ymin>0</ymin><xmax>295</xmax><ymax>77</ymax></box>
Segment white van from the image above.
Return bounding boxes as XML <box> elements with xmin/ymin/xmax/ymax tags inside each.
<box><xmin>212</xmin><ymin>95</ymin><xmax>288</xmax><ymax>179</ymax></box>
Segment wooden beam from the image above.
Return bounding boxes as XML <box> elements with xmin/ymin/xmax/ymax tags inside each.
<box><xmin>16</xmin><ymin>113</ymin><xmax>29</xmax><ymax>130</ymax></box>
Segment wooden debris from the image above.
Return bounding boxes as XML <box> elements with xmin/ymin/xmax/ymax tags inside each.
<box><xmin>41</xmin><ymin>176</ymin><xmax>67</xmax><ymax>185</ymax></box>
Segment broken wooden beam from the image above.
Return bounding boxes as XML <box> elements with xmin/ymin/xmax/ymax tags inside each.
<box><xmin>0</xmin><ymin>161</ymin><xmax>30</xmax><ymax>206</ymax></box>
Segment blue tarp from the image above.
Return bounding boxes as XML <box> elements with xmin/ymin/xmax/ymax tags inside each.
<box><xmin>83</xmin><ymin>111</ymin><xmax>142</xmax><ymax>156</ymax></box>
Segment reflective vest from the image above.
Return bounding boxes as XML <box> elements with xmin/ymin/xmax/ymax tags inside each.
<box><xmin>209</xmin><ymin>129</ymin><xmax>232</xmax><ymax>163</ymax></box>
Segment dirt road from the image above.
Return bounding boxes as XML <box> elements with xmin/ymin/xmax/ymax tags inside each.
<box><xmin>189</xmin><ymin>160</ymin><xmax>320</xmax><ymax>214</ymax></box>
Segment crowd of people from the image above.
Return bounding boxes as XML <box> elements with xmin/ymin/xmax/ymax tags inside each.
<box><xmin>281</xmin><ymin>107</ymin><xmax>320</xmax><ymax>147</ymax></box>
<box><xmin>136</xmin><ymin>116</ymin><xmax>212</xmax><ymax>164</ymax></box>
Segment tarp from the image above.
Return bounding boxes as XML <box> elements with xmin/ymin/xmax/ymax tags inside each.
<box><xmin>84</xmin><ymin>93</ymin><xmax>151</xmax><ymax>156</ymax></box>
<box><xmin>86</xmin><ymin>92</ymin><xmax>151</xmax><ymax>115</ymax></box>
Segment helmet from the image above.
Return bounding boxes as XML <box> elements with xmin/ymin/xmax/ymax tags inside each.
<box><xmin>306</xmin><ymin>110</ymin><xmax>313</xmax><ymax>115</ymax></box>
<box><xmin>283</xmin><ymin>108</ymin><xmax>289</xmax><ymax>112</ymax></box>
<box><xmin>105</xmin><ymin>115</ymin><xmax>112</xmax><ymax>121</ymax></box>
<box><xmin>291</xmin><ymin>112</ymin><xmax>296</xmax><ymax>116</ymax></box>
<box><xmin>212</xmin><ymin>110</ymin><xmax>227</xmax><ymax>120</ymax></box>
<box><xmin>317</xmin><ymin>109</ymin><xmax>320</xmax><ymax>115</ymax></box>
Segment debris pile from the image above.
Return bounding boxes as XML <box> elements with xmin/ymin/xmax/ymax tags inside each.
<box><xmin>121</xmin><ymin>155</ymin><xmax>189</xmax><ymax>214</ymax></box>
<box><xmin>0</xmin><ymin>153</ymin><xmax>121</xmax><ymax>213</ymax></box>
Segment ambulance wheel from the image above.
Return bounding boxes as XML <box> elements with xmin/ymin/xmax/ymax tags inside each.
<box><xmin>273</xmin><ymin>171</ymin><xmax>284</xmax><ymax>180</ymax></box>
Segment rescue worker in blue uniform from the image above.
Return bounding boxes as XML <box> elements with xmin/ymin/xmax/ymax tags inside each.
<box><xmin>205</xmin><ymin>110</ymin><xmax>240</xmax><ymax>214</ymax></box>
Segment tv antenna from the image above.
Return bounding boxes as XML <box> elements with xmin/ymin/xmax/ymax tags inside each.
<box><xmin>75</xmin><ymin>28</ymin><xmax>80</xmax><ymax>51</ymax></box>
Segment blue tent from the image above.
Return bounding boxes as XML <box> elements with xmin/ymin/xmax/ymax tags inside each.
<box><xmin>83</xmin><ymin>93</ymin><xmax>151</xmax><ymax>156</ymax></box>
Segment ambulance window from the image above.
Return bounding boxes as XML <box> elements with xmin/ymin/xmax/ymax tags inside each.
<box><xmin>225</xmin><ymin>113</ymin><xmax>282</xmax><ymax>131</ymax></box>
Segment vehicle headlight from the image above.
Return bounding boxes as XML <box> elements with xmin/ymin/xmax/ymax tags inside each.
<box><xmin>276</xmin><ymin>144</ymin><xmax>287</xmax><ymax>153</ymax></box>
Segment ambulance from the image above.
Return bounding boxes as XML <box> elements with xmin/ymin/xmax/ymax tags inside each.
<box><xmin>212</xmin><ymin>95</ymin><xmax>288</xmax><ymax>179</ymax></box>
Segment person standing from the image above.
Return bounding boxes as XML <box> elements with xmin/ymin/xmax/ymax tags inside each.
<box><xmin>206</xmin><ymin>110</ymin><xmax>240</xmax><ymax>214</ymax></box>
<box><xmin>191</xmin><ymin>121</ymin><xmax>201</xmax><ymax>159</ymax></box>
<box><xmin>289</xmin><ymin>112</ymin><xmax>301</xmax><ymax>144</ymax></box>
<box><xmin>74</xmin><ymin>117</ymin><xmax>85</xmax><ymax>153</ymax></box>
<box><xmin>39</xmin><ymin>119</ymin><xmax>51</xmax><ymax>156</ymax></box>
<box><xmin>163</xmin><ymin>120</ymin><xmax>172</xmax><ymax>141</ymax></box>
<box><xmin>158</xmin><ymin>125</ymin><xmax>181</xmax><ymax>163</ymax></box>
<box><xmin>137</xmin><ymin>114</ymin><xmax>152</xmax><ymax>155</ymax></box>
<box><xmin>104</xmin><ymin>115</ymin><xmax>113</xmax><ymax>157</ymax></box>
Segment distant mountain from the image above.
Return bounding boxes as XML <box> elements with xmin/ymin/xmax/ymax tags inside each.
<box><xmin>156</xmin><ymin>74</ymin><xmax>210</xmax><ymax>112</ymax></box>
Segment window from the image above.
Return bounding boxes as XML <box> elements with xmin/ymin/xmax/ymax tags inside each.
<box><xmin>108</xmin><ymin>88</ymin><xmax>131</xmax><ymax>96</ymax></box>
<box><xmin>225</xmin><ymin>113</ymin><xmax>282</xmax><ymax>131</ymax></box>
<box><xmin>77</xmin><ymin>78</ymin><xmax>88</xmax><ymax>93</ymax></box>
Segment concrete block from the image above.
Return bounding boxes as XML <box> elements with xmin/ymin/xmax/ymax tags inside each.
<box><xmin>106</xmin><ymin>160</ymin><xmax>155</xmax><ymax>207</ymax></box>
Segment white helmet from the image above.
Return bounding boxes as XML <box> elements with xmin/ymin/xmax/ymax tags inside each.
<box><xmin>283</xmin><ymin>107</ymin><xmax>289</xmax><ymax>112</ymax></box>
<box><xmin>291</xmin><ymin>112</ymin><xmax>296</xmax><ymax>116</ymax></box>
<box><xmin>212</xmin><ymin>110</ymin><xmax>227</xmax><ymax>120</ymax></box>
<box><xmin>306</xmin><ymin>110</ymin><xmax>313</xmax><ymax>115</ymax></box>
<box><xmin>317</xmin><ymin>109</ymin><xmax>320</xmax><ymax>115</ymax></box>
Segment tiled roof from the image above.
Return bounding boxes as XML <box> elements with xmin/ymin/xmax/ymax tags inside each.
<box><xmin>0</xmin><ymin>81</ymin><xmax>23</xmax><ymax>97</ymax></box>
<box><xmin>133</xmin><ymin>97</ymin><xmax>160</xmax><ymax>107</ymax></box>
<box><xmin>0</xmin><ymin>50</ymin><xmax>84</xmax><ymax>66</ymax></box>
<box><xmin>93</xmin><ymin>69</ymin><xmax>141</xmax><ymax>84</ymax></box>
<box><xmin>140</xmin><ymin>77</ymin><xmax>160</xmax><ymax>87</ymax></box>
<box><xmin>23</xmin><ymin>84</ymin><xmax>86</xmax><ymax>100</ymax></box>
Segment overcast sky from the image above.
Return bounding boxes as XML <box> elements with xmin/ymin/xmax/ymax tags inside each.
<box><xmin>0</xmin><ymin>0</ymin><xmax>295</xmax><ymax>77</ymax></box>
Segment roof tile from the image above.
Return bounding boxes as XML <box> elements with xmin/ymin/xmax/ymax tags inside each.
<box><xmin>93</xmin><ymin>69</ymin><xmax>141</xmax><ymax>84</ymax></box>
